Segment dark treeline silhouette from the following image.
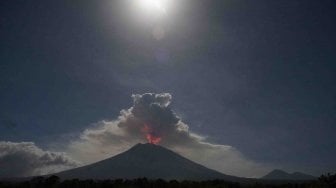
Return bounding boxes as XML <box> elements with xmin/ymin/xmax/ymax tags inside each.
<box><xmin>0</xmin><ymin>173</ymin><xmax>335</xmax><ymax>188</ymax></box>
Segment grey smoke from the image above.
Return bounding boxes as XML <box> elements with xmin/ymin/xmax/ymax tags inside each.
<box><xmin>0</xmin><ymin>141</ymin><xmax>79</xmax><ymax>177</ymax></box>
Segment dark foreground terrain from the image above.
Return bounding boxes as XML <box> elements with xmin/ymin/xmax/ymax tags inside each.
<box><xmin>0</xmin><ymin>173</ymin><xmax>335</xmax><ymax>188</ymax></box>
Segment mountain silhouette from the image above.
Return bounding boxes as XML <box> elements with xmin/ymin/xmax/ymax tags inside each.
<box><xmin>54</xmin><ymin>143</ymin><xmax>243</xmax><ymax>181</ymax></box>
<box><xmin>262</xmin><ymin>169</ymin><xmax>316</xmax><ymax>180</ymax></box>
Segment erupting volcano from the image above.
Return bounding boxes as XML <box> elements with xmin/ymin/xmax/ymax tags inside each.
<box><xmin>141</xmin><ymin>124</ymin><xmax>162</xmax><ymax>144</ymax></box>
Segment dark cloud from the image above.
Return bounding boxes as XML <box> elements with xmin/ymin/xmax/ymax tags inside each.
<box><xmin>68</xmin><ymin>93</ymin><xmax>270</xmax><ymax>177</ymax></box>
<box><xmin>0</xmin><ymin>141</ymin><xmax>79</xmax><ymax>177</ymax></box>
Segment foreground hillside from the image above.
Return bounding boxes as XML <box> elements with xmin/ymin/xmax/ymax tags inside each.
<box><xmin>0</xmin><ymin>173</ymin><xmax>335</xmax><ymax>188</ymax></box>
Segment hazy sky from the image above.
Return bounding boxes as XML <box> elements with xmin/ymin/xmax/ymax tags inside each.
<box><xmin>0</xmin><ymin>0</ymin><xmax>335</xmax><ymax>177</ymax></box>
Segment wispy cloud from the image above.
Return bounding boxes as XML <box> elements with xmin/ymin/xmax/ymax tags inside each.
<box><xmin>0</xmin><ymin>141</ymin><xmax>79</xmax><ymax>177</ymax></box>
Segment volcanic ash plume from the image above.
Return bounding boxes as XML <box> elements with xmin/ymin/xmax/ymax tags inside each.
<box><xmin>68</xmin><ymin>93</ymin><xmax>270</xmax><ymax>177</ymax></box>
<box><xmin>119</xmin><ymin>93</ymin><xmax>181</xmax><ymax>145</ymax></box>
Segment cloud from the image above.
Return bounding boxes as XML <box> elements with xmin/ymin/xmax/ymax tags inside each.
<box><xmin>68</xmin><ymin>93</ymin><xmax>270</xmax><ymax>177</ymax></box>
<box><xmin>0</xmin><ymin>141</ymin><xmax>79</xmax><ymax>178</ymax></box>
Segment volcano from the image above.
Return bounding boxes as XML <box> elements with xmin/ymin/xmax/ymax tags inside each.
<box><xmin>54</xmin><ymin>143</ymin><xmax>243</xmax><ymax>181</ymax></box>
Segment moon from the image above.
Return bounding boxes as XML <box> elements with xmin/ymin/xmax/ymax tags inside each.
<box><xmin>138</xmin><ymin>0</ymin><xmax>167</xmax><ymax>14</ymax></box>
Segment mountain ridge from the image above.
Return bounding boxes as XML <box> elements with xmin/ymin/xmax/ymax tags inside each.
<box><xmin>262</xmin><ymin>169</ymin><xmax>316</xmax><ymax>180</ymax></box>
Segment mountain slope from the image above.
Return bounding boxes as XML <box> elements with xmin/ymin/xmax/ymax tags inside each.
<box><xmin>262</xmin><ymin>169</ymin><xmax>316</xmax><ymax>180</ymax></box>
<box><xmin>55</xmin><ymin>143</ymin><xmax>241</xmax><ymax>181</ymax></box>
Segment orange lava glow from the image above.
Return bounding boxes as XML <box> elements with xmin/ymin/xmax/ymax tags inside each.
<box><xmin>146</xmin><ymin>134</ymin><xmax>162</xmax><ymax>144</ymax></box>
<box><xmin>141</xmin><ymin>124</ymin><xmax>162</xmax><ymax>144</ymax></box>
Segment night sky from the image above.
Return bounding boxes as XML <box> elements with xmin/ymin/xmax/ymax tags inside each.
<box><xmin>1</xmin><ymin>0</ymin><xmax>336</xmax><ymax>177</ymax></box>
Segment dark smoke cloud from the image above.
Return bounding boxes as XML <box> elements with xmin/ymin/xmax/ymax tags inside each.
<box><xmin>0</xmin><ymin>141</ymin><xmax>79</xmax><ymax>177</ymax></box>
<box><xmin>119</xmin><ymin>93</ymin><xmax>183</xmax><ymax>143</ymax></box>
<box><xmin>68</xmin><ymin>93</ymin><xmax>270</xmax><ymax>177</ymax></box>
